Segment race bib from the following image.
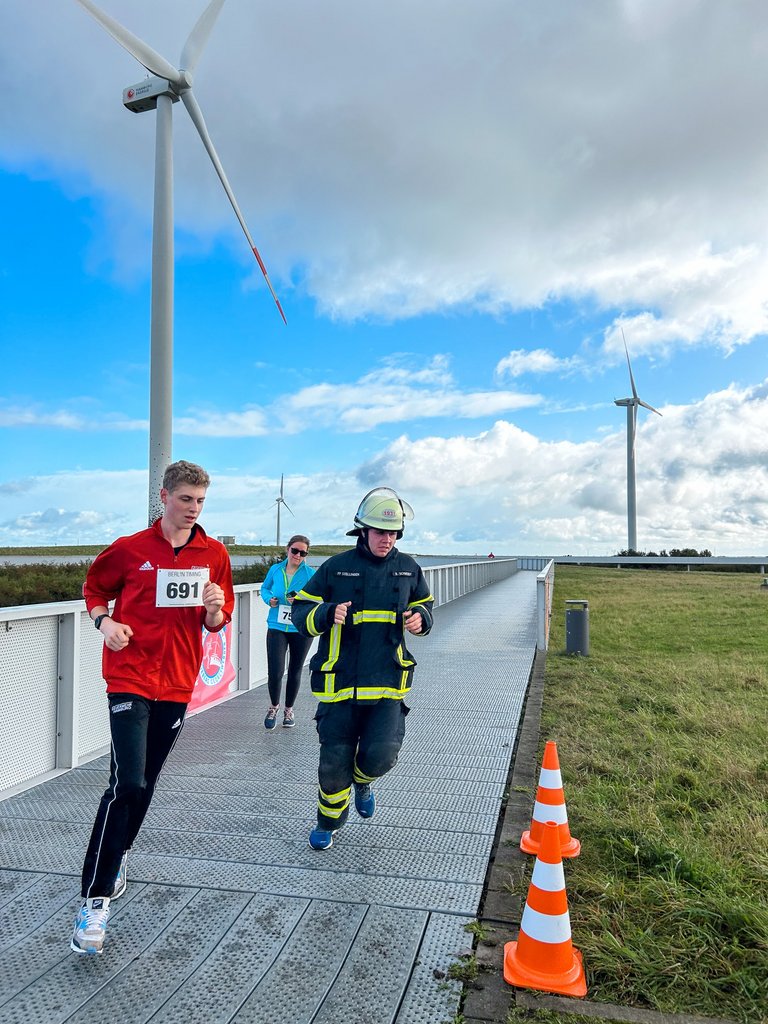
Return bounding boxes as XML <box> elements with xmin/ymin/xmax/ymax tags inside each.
<box><xmin>277</xmin><ymin>604</ymin><xmax>293</xmax><ymax>625</ymax></box>
<box><xmin>156</xmin><ymin>568</ymin><xmax>209</xmax><ymax>607</ymax></box>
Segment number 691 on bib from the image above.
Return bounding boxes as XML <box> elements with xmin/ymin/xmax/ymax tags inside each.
<box><xmin>156</xmin><ymin>568</ymin><xmax>210</xmax><ymax>607</ymax></box>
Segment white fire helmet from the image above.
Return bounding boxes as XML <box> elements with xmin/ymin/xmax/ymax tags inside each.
<box><xmin>346</xmin><ymin>487</ymin><xmax>415</xmax><ymax>538</ymax></box>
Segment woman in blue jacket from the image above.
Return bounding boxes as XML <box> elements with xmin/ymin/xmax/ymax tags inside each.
<box><xmin>260</xmin><ymin>535</ymin><xmax>315</xmax><ymax>729</ymax></box>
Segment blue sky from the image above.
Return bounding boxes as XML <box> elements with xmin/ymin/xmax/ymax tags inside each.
<box><xmin>1</xmin><ymin>0</ymin><xmax>767</xmax><ymax>554</ymax></box>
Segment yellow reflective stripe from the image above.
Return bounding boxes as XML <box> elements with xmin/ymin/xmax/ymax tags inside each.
<box><xmin>319</xmin><ymin>786</ymin><xmax>351</xmax><ymax>805</ymax></box>
<box><xmin>351</xmin><ymin>609</ymin><xmax>397</xmax><ymax>625</ymax></box>
<box><xmin>353</xmin><ymin>765</ymin><xmax>376</xmax><ymax>784</ymax></box>
<box><xmin>355</xmin><ymin>684</ymin><xmax>411</xmax><ymax>700</ymax></box>
<box><xmin>321</xmin><ymin>624</ymin><xmax>342</xmax><ymax>671</ymax></box>
<box><xmin>306</xmin><ymin>604</ymin><xmax>323</xmax><ymax>637</ymax></box>
<box><xmin>296</xmin><ymin>589</ymin><xmax>322</xmax><ymax>602</ymax></box>
<box><xmin>407</xmin><ymin>595</ymin><xmax>433</xmax><ymax>608</ymax></box>
<box><xmin>395</xmin><ymin>642</ymin><xmax>414</xmax><ymax>668</ymax></box>
<box><xmin>318</xmin><ymin>800</ymin><xmax>349</xmax><ymax>819</ymax></box>
<box><xmin>315</xmin><ymin>687</ymin><xmax>355</xmax><ymax>703</ymax></box>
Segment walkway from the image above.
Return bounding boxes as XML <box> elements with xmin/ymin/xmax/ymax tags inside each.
<box><xmin>0</xmin><ymin>571</ymin><xmax>538</xmax><ymax>1024</ymax></box>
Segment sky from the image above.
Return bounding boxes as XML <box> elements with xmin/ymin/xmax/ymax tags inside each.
<box><xmin>1</xmin><ymin>0</ymin><xmax>768</xmax><ymax>555</ymax></box>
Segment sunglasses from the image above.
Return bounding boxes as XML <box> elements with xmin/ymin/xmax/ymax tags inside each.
<box><xmin>290</xmin><ymin>547</ymin><xmax>309</xmax><ymax>557</ymax></box>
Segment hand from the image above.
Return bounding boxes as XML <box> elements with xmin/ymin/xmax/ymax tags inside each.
<box><xmin>403</xmin><ymin>609</ymin><xmax>423</xmax><ymax>634</ymax></box>
<box><xmin>333</xmin><ymin>600</ymin><xmax>352</xmax><ymax>625</ymax></box>
<box><xmin>269</xmin><ymin>597</ymin><xmax>279</xmax><ymax>607</ymax></box>
<box><xmin>203</xmin><ymin>581</ymin><xmax>226</xmax><ymax>617</ymax></box>
<box><xmin>101</xmin><ymin>619</ymin><xmax>134</xmax><ymax>651</ymax></box>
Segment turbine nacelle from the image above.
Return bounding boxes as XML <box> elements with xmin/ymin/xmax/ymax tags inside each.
<box><xmin>123</xmin><ymin>77</ymin><xmax>178</xmax><ymax>113</ymax></box>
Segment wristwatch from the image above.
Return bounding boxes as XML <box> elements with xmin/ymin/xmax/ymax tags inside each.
<box><xmin>94</xmin><ymin>614</ymin><xmax>110</xmax><ymax>631</ymax></box>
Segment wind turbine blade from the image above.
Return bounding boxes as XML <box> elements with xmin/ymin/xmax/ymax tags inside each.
<box><xmin>74</xmin><ymin>0</ymin><xmax>181</xmax><ymax>83</ymax></box>
<box><xmin>279</xmin><ymin>473</ymin><xmax>284</xmax><ymax>497</ymax></box>
<box><xmin>620</xmin><ymin>328</ymin><xmax>639</xmax><ymax>401</ymax></box>
<box><xmin>638</xmin><ymin>398</ymin><xmax>662</xmax><ymax>417</ymax></box>
<box><xmin>180</xmin><ymin>0</ymin><xmax>226</xmax><ymax>73</ymax></box>
<box><xmin>180</xmin><ymin>90</ymin><xmax>287</xmax><ymax>324</ymax></box>
<box><xmin>283</xmin><ymin>501</ymin><xmax>294</xmax><ymax>517</ymax></box>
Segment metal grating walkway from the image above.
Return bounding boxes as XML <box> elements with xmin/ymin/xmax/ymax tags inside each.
<box><xmin>0</xmin><ymin>570</ymin><xmax>537</xmax><ymax>1024</ymax></box>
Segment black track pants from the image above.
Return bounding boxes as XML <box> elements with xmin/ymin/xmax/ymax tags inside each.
<box><xmin>266</xmin><ymin>629</ymin><xmax>312</xmax><ymax>707</ymax></box>
<box><xmin>313</xmin><ymin>700</ymin><xmax>408</xmax><ymax>831</ymax></box>
<box><xmin>80</xmin><ymin>693</ymin><xmax>186</xmax><ymax>898</ymax></box>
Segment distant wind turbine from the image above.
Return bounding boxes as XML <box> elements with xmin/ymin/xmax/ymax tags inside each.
<box><xmin>613</xmin><ymin>331</ymin><xmax>662</xmax><ymax>553</ymax></box>
<box><xmin>75</xmin><ymin>0</ymin><xmax>286</xmax><ymax>524</ymax></box>
<box><xmin>272</xmin><ymin>474</ymin><xmax>293</xmax><ymax>546</ymax></box>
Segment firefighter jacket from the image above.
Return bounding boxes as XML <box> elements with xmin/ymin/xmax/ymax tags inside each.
<box><xmin>291</xmin><ymin>538</ymin><xmax>434</xmax><ymax>703</ymax></box>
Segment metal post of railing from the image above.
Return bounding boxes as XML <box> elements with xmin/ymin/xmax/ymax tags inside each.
<box><xmin>235</xmin><ymin>589</ymin><xmax>254</xmax><ymax>691</ymax></box>
<box><xmin>536</xmin><ymin>559</ymin><xmax>555</xmax><ymax>651</ymax></box>
<box><xmin>56</xmin><ymin>609</ymin><xmax>79</xmax><ymax>769</ymax></box>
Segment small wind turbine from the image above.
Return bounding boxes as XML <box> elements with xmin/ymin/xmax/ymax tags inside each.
<box><xmin>75</xmin><ymin>0</ymin><xmax>286</xmax><ymax>524</ymax></box>
<box><xmin>272</xmin><ymin>474</ymin><xmax>293</xmax><ymax>546</ymax></box>
<box><xmin>614</xmin><ymin>330</ymin><xmax>662</xmax><ymax>552</ymax></box>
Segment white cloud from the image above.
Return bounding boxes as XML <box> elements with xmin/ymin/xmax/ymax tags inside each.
<box><xmin>496</xmin><ymin>349</ymin><xmax>580</xmax><ymax>379</ymax></box>
<box><xmin>0</xmin><ymin>405</ymin><xmax>146</xmax><ymax>431</ymax></box>
<box><xmin>4</xmin><ymin>358</ymin><xmax>540</xmax><ymax>439</ymax></box>
<box><xmin>4</xmin><ymin>1</ymin><xmax>768</xmax><ymax>350</ymax></box>
<box><xmin>2</xmin><ymin>377</ymin><xmax>767</xmax><ymax>552</ymax></box>
<box><xmin>357</xmin><ymin>378</ymin><xmax>768</xmax><ymax>554</ymax></box>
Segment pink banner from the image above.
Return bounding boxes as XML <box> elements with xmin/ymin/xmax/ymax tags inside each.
<box><xmin>189</xmin><ymin>622</ymin><xmax>236</xmax><ymax>712</ymax></box>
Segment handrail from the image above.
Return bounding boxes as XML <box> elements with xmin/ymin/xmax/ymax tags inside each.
<box><xmin>0</xmin><ymin>557</ymin><xmax>519</xmax><ymax>799</ymax></box>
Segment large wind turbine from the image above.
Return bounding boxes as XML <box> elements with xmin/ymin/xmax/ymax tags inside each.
<box><xmin>75</xmin><ymin>0</ymin><xmax>286</xmax><ymax>523</ymax></box>
<box><xmin>614</xmin><ymin>331</ymin><xmax>662</xmax><ymax>552</ymax></box>
<box><xmin>272</xmin><ymin>474</ymin><xmax>293</xmax><ymax>546</ymax></box>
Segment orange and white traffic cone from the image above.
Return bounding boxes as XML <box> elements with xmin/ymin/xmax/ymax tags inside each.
<box><xmin>504</xmin><ymin>819</ymin><xmax>587</xmax><ymax>997</ymax></box>
<box><xmin>520</xmin><ymin>740</ymin><xmax>580</xmax><ymax>858</ymax></box>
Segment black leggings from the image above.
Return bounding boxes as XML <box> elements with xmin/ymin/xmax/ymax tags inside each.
<box><xmin>80</xmin><ymin>693</ymin><xmax>186</xmax><ymax>898</ymax></box>
<box><xmin>266</xmin><ymin>629</ymin><xmax>312</xmax><ymax>707</ymax></box>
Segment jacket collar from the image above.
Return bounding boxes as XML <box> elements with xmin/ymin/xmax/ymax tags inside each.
<box><xmin>151</xmin><ymin>518</ymin><xmax>209</xmax><ymax>549</ymax></box>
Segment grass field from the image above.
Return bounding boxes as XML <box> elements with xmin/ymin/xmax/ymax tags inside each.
<box><xmin>0</xmin><ymin>544</ymin><xmax>348</xmax><ymax>558</ymax></box>
<box><xmin>0</xmin><ymin>545</ymin><xmax>350</xmax><ymax>606</ymax></box>
<box><xmin>514</xmin><ymin>566</ymin><xmax>768</xmax><ymax>1024</ymax></box>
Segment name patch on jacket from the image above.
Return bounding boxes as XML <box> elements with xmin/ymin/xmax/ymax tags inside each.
<box><xmin>335</xmin><ymin>571</ymin><xmax>361</xmax><ymax>577</ymax></box>
<box><xmin>391</xmin><ymin>571</ymin><xmax>414</xmax><ymax>577</ymax></box>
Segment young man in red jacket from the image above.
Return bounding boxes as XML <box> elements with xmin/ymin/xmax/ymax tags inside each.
<box><xmin>71</xmin><ymin>460</ymin><xmax>234</xmax><ymax>955</ymax></box>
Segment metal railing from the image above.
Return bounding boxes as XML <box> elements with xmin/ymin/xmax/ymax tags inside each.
<box><xmin>0</xmin><ymin>557</ymin><xmax>519</xmax><ymax>799</ymax></box>
<box><xmin>536</xmin><ymin>559</ymin><xmax>555</xmax><ymax>651</ymax></box>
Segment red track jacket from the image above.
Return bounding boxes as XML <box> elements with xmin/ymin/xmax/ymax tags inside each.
<box><xmin>83</xmin><ymin>520</ymin><xmax>235</xmax><ymax>703</ymax></box>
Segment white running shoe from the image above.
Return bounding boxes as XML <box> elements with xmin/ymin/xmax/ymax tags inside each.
<box><xmin>70</xmin><ymin>896</ymin><xmax>111</xmax><ymax>955</ymax></box>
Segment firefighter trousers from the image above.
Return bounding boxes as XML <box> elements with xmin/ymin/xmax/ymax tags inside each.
<box><xmin>313</xmin><ymin>699</ymin><xmax>408</xmax><ymax>830</ymax></box>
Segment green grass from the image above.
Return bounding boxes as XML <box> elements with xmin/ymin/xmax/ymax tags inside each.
<box><xmin>0</xmin><ymin>545</ymin><xmax>353</xmax><ymax>607</ymax></box>
<box><xmin>0</xmin><ymin>556</ymin><xmax>290</xmax><ymax>607</ymax></box>
<box><xmin>0</xmin><ymin>543</ymin><xmax>349</xmax><ymax>557</ymax></box>
<box><xmin>538</xmin><ymin>567</ymin><xmax>768</xmax><ymax>1024</ymax></box>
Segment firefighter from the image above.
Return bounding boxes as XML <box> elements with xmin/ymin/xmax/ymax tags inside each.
<box><xmin>292</xmin><ymin>488</ymin><xmax>434</xmax><ymax>849</ymax></box>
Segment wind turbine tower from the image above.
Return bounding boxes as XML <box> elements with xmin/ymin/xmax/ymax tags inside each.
<box><xmin>614</xmin><ymin>332</ymin><xmax>662</xmax><ymax>552</ymax></box>
<box><xmin>273</xmin><ymin>475</ymin><xmax>293</xmax><ymax>547</ymax></box>
<box><xmin>75</xmin><ymin>0</ymin><xmax>286</xmax><ymax>524</ymax></box>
